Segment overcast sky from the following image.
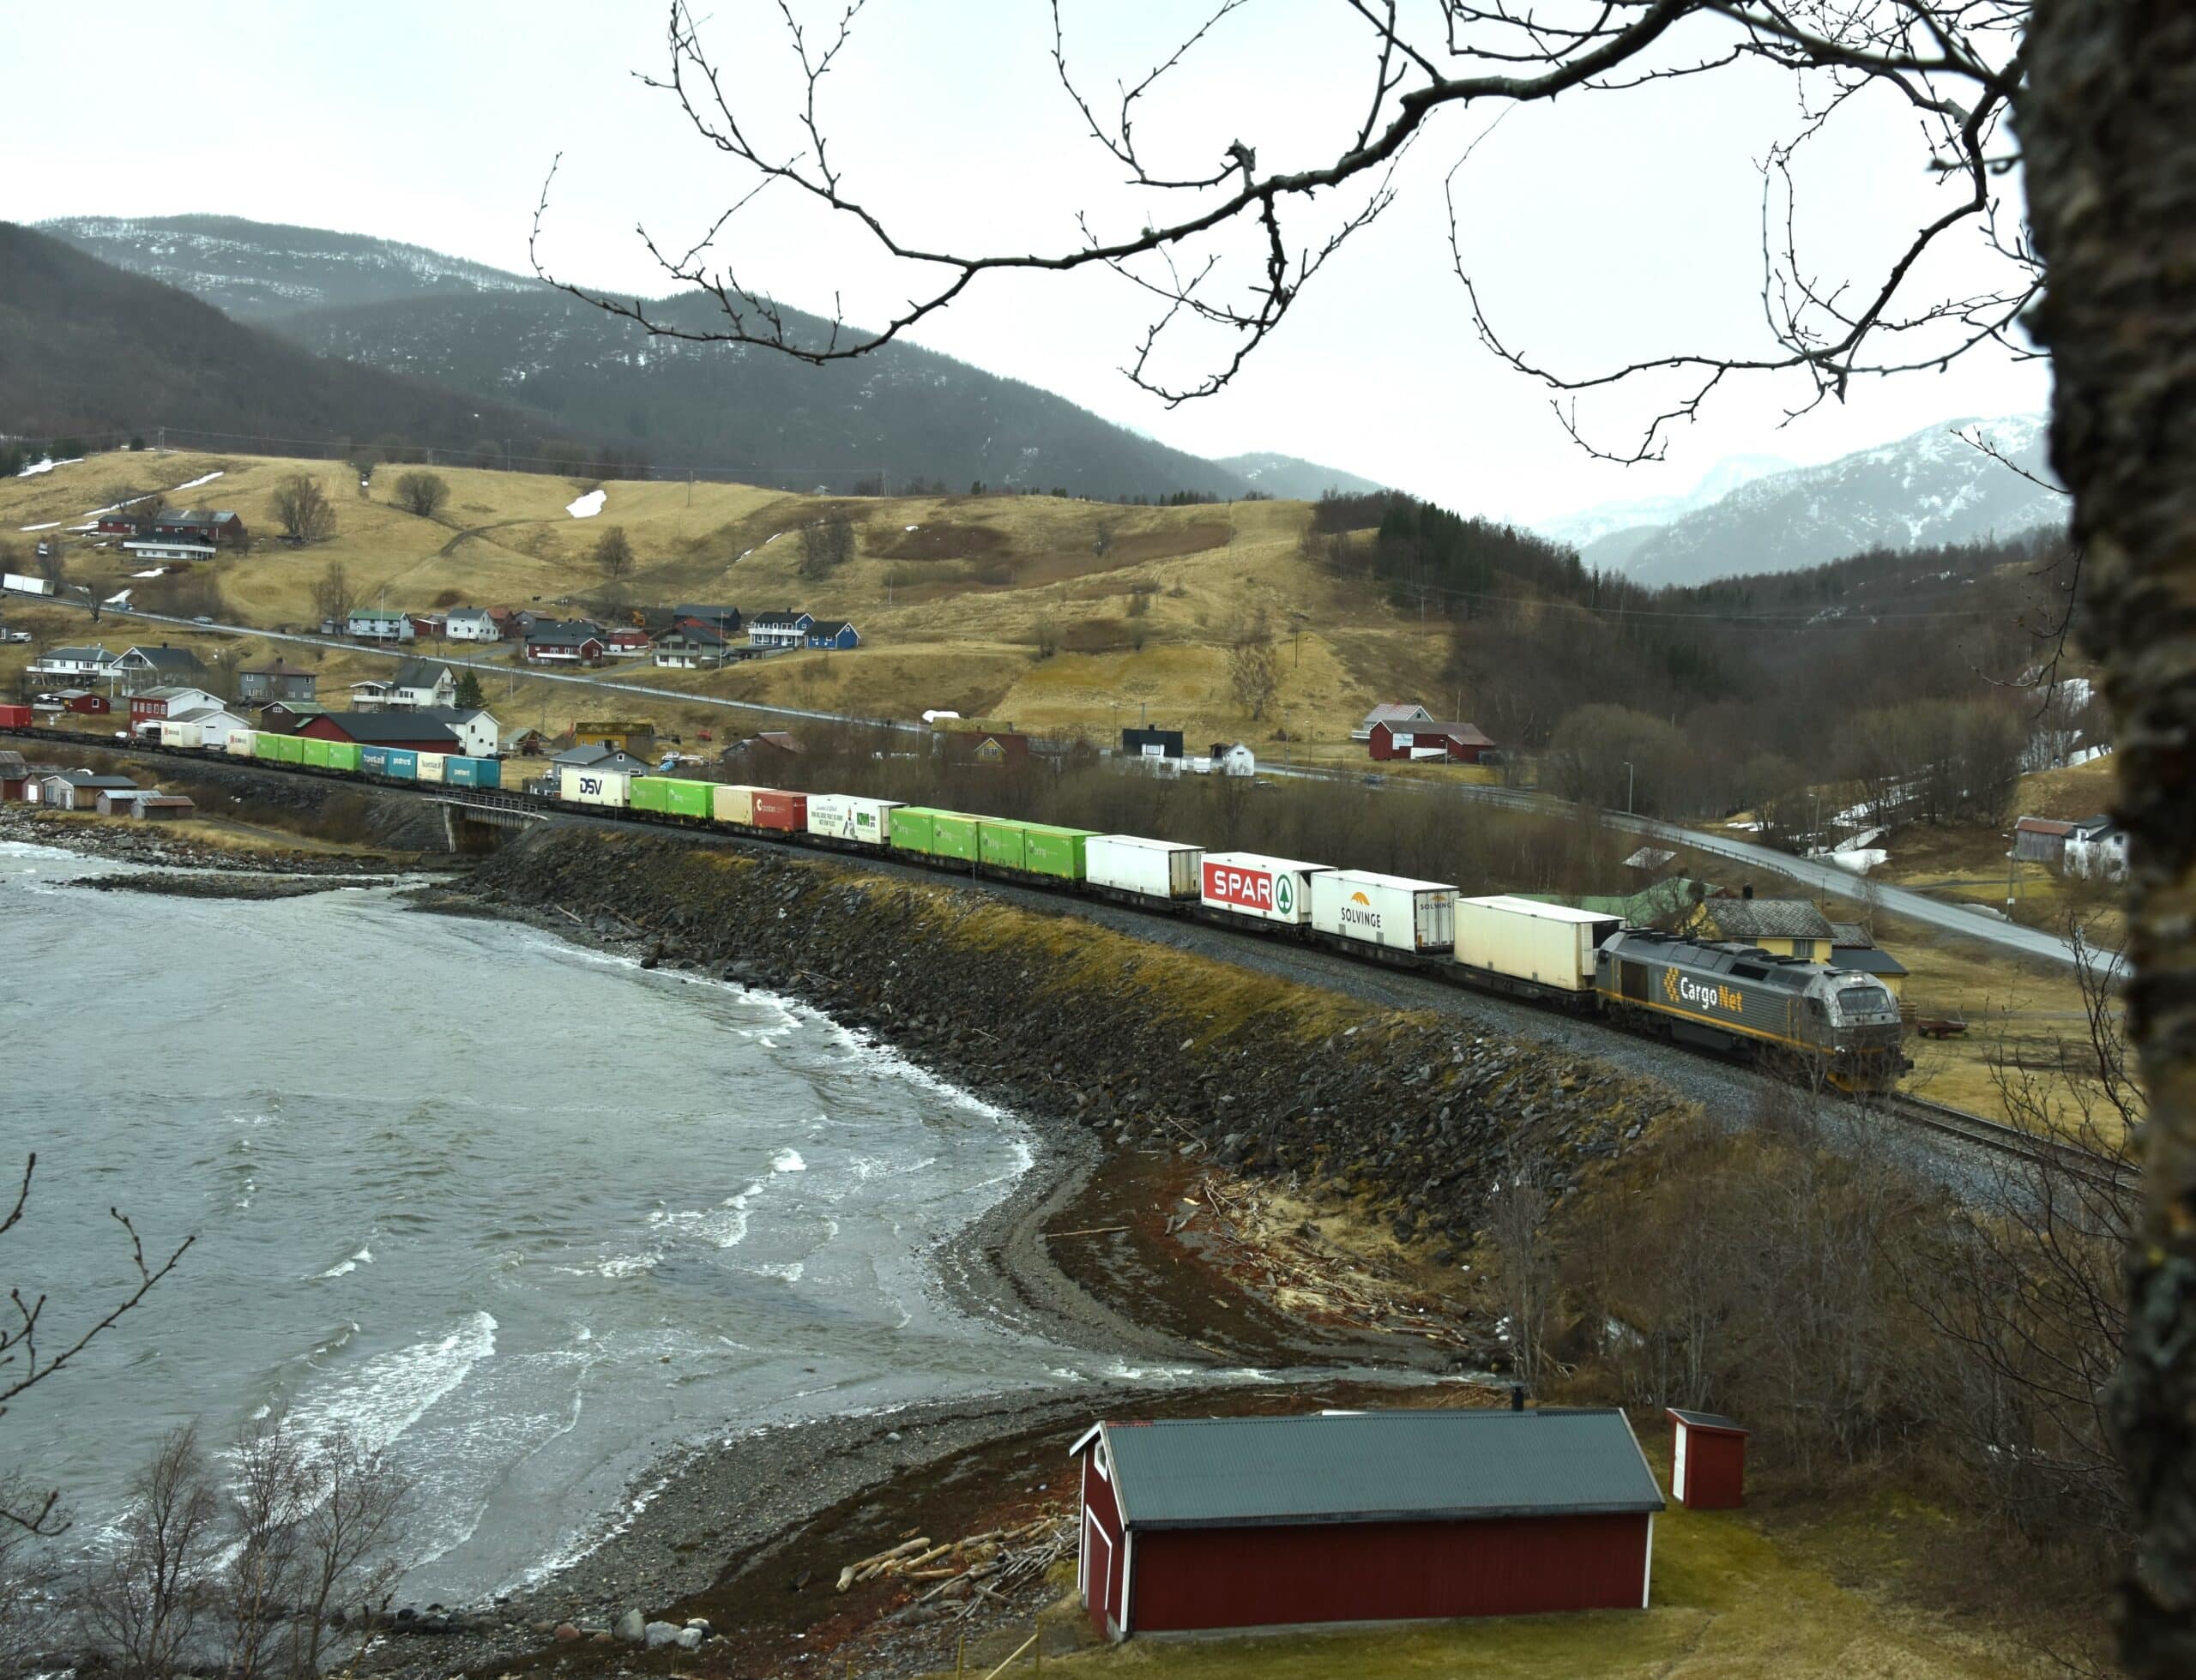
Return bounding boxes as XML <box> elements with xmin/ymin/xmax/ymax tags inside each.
<box><xmin>10</xmin><ymin>1</ymin><xmax>2047</xmax><ymax>521</ymax></box>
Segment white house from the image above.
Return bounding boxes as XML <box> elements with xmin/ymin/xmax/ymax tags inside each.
<box><xmin>1353</xmin><ymin>702</ymin><xmax>1433</xmax><ymax>743</ymax></box>
<box><xmin>28</xmin><ymin>644</ymin><xmax>114</xmax><ymax>680</ymax></box>
<box><xmin>120</xmin><ymin>538</ymin><xmax>217</xmax><ymax>564</ymax></box>
<box><xmin>387</xmin><ymin>659</ymin><xmax>458</xmax><ymax>710</ymax></box>
<box><xmin>444</xmin><ymin>608</ymin><xmax>501</xmax><ymax>641</ymax></box>
<box><xmin>346</xmin><ymin>610</ymin><xmax>414</xmax><ymax>643</ymax></box>
<box><xmin>413</xmin><ymin>708</ymin><xmax>501</xmax><ymax>758</ymax></box>
<box><xmin>2063</xmin><ymin>815</ymin><xmax>2129</xmax><ymax>881</ymax></box>
<box><xmin>748</xmin><ymin>611</ymin><xmax>815</xmax><ymax>649</ymax></box>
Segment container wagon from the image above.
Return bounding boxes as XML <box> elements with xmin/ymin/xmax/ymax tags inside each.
<box><xmin>1085</xmin><ymin>834</ymin><xmax>1203</xmax><ymax>906</ymax></box>
<box><xmin>559</xmin><ymin>763</ymin><xmax>630</xmax><ymax>807</ymax></box>
<box><xmin>225</xmin><ymin>730</ymin><xmax>255</xmax><ymax>757</ymax></box>
<box><xmin>806</xmin><ymin>793</ymin><xmax>901</xmax><ymax>846</ymax></box>
<box><xmin>0</xmin><ymin>703</ymin><xmax>31</xmax><ymax>730</ymax></box>
<box><xmin>443</xmin><ymin>756</ymin><xmax>502</xmax><ymax>790</ymax></box>
<box><xmin>713</xmin><ymin>784</ymin><xmax>764</xmax><ymax>826</ymax></box>
<box><xmin>325</xmin><ymin>742</ymin><xmax>362</xmax><ymax>774</ymax></box>
<box><xmin>630</xmin><ymin>775</ymin><xmax>714</xmax><ymax>820</ymax></box>
<box><xmin>157</xmin><ymin>720</ymin><xmax>202</xmax><ymax>750</ymax></box>
<box><xmin>1198</xmin><ymin>851</ymin><xmax>1329</xmax><ymax>927</ymax></box>
<box><xmin>1454</xmin><ymin>896</ymin><xmax>1621</xmax><ymax>1001</ymax></box>
<box><xmin>890</xmin><ymin>807</ymin><xmax>980</xmax><ymax>864</ymax></box>
<box><xmin>417</xmin><ymin>753</ymin><xmax>448</xmax><ymax>785</ymax></box>
<box><xmin>1309</xmin><ymin>870</ymin><xmax>1457</xmax><ymax>955</ymax></box>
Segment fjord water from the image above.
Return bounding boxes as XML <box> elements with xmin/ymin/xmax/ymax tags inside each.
<box><xmin>1</xmin><ymin>843</ymin><xmax>1054</xmax><ymax>1602</ymax></box>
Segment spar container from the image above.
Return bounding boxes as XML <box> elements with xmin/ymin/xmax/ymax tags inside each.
<box><xmin>1198</xmin><ymin>851</ymin><xmax>1329</xmax><ymax>925</ymax></box>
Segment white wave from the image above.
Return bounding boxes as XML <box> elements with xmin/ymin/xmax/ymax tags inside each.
<box><xmin>772</xmin><ymin>1147</ymin><xmax>806</xmax><ymax>1173</ymax></box>
<box><xmin>288</xmin><ymin>1311</ymin><xmax>496</xmax><ymax>1455</ymax></box>
<box><xmin>649</xmin><ymin>1177</ymin><xmax>763</xmax><ymax>1249</ymax></box>
<box><xmin>748</xmin><ymin>1260</ymin><xmax>805</xmax><ymax>1282</ymax></box>
<box><xmin>318</xmin><ymin>1243</ymin><xmax>374</xmax><ymax>1280</ymax></box>
<box><xmin>596</xmin><ymin>1251</ymin><xmax>660</xmax><ymax>1278</ymax></box>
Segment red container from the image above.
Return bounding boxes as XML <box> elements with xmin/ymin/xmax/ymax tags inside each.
<box><xmin>750</xmin><ymin>790</ymin><xmax>809</xmax><ymax>832</ymax></box>
<box><xmin>0</xmin><ymin>703</ymin><xmax>33</xmax><ymax>730</ymax></box>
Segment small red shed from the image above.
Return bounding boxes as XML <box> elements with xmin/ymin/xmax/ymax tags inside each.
<box><xmin>1666</xmin><ymin>1409</ymin><xmax>1749</xmax><ymax>1510</ymax></box>
<box><xmin>1071</xmin><ymin>1409</ymin><xmax>1665</xmax><ymax>1642</ymax></box>
<box><xmin>61</xmin><ymin>690</ymin><xmax>112</xmax><ymax>716</ymax></box>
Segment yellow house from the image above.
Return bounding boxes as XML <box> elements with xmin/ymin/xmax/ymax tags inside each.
<box><xmin>1826</xmin><ymin>921</ymin><xmax>1909</xmax><ymax>998</ymax></box>
<box><xmin>1687</xmin><ymin>896</ymin><xmax>1837</xmax><ymax>962</ymax></box>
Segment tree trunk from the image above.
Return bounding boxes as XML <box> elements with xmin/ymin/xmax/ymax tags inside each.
<box><xmin>2023</xmin><ymin>5</ymin><xmax>2196</xmax><ymax>1670</ymax></box>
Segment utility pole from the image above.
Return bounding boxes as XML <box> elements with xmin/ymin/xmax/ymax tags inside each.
<box><xmin>1624</xmin><ymin>760</ymin><xmax>1635</xmax><ymax>816</ymax></box>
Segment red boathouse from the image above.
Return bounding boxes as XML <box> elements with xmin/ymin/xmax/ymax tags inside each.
<box><xmin>1071</xmin><ymin>1408</ymin><xmax>1666</xmax><ymax>1641</ymax></box>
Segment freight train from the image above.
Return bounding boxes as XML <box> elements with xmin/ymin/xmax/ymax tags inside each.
<box><xmin>44</xmin><ymin>726</ymin><xmax>1912</xmax><ymax>1090</ymax></box>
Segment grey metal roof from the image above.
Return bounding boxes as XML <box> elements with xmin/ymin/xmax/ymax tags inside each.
<box><xmin>1089</xmin><ymin>1409</ymin><xmax>1663</xmax><ymax>1530</ymax></box>
<box><xmin>120</xmin><ymin>646</ymin><xmax>206</xmax><ymax>671</ymax></box>
<box><xmin>319</xmin><ymin>713</ymin><xmax>462</xmax><ymax>747</ymax></box>
<box><xmin>391</xmin><ymin>659</ymin><xmax>453</xmax><ymax>689</ymax></box>
<box><xmin>1830</xmin><ymin>948</ymin><xmax>1909</xmax><ymax>978</ymax></box>
<box><xmin>1668</xmin><ymin>1408</ymin><xmax>1747</xmax><ymax>1434</ymax></box>
<box><xmin>1701</xmin><ymin>898</ymin><xmax>1835</xmax><ymax>941</ymax></box>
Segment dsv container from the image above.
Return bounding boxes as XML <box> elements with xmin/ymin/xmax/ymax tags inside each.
<box><xmin>558</xmin><ymin>764</ymin><xmax>631</xmax><ymax>807</ymax></box>
<box><xmin>1310</xmin><ymin>870</ymin><xmax>1457</xmax><ymax>954</ymax></box>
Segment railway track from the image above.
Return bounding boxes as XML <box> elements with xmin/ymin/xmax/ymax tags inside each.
<box><xmin>7</xmin><ymin>724</ymin><xmax>2137</xmax><ymax>1191</ymax></box>
<box><xmin>1880</xmin><ymin>1093</ymin><xmax>2135</xmax><ymax>1193</ymax></box>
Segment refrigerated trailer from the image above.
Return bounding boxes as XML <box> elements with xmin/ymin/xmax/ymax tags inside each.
<box><xmin>1086</xmin><ymin>834</ymin><xmax>1204</xmax><ymax>903</ymax></box>
<box><xmin>1310</xmin><ymin>870</ymin><xmax>1457</xmax><ymax>954</ymax></box>
<box><xmin>1454</xmin><ymin>895</ymin><xmax>1622</xmax><ymax>997</ymax></box>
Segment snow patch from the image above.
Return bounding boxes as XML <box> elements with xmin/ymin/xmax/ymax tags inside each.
<box><xmin>566</xmin><ymin>490</ymin><xmax>606</xmax><ymax>519</ymax></box>
<box><xmin>17</xmin><ymin>522</ymin><xmax>58</xmax><ymax>533</ymax></box>
<box><xmin>172</xmin><ymin>470</ymin><xmax>224</xmax><ymax>492</ymax></box>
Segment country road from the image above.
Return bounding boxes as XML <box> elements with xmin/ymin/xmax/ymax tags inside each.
<box><xmin>8</xmin><ymin>585</ymin><xmax>2094</xmax><ymax>969</ymax></box>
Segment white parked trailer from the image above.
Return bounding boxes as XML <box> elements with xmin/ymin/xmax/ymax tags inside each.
<box><xmin>1087</xmin><ymin>834</ymin><xmax>1204</xmax><ymax>901</ymax></box>
<box><xmin>558</xmin><ymin>763</ymin><xmax>632</xmax><ymax>807</ymax></box>
<box><xmin>1454</xmin><ymin>895</ymin><xmax>1622</xmax><ymax>994</ymax></box>
<box><xmin>1198</xmin><ymin>851</ymin><xmax>1330</xmax><ymax>925</ymax></box>
<box><xmin>806</xmin><ymin>792</ymin><xmax>902</xmax><ymax>846</ymax></box>
<box><xmin>1310</xmin><ymin>869</ymin><xmax>1457</xmax><ymax>954</ymax></box>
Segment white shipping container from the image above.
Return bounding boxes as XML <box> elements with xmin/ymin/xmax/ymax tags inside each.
<box><xmin>416</xmin><ymin>753</ymin><xmax>447</xmax><ymax>785</ymax></box>
<box><xmin>1087</xmin><ymin>834</ymin><xmax>1204</xmax><ymax>900</ymax></box>
<box><xmin>712</xmin><ymin>783</ymin><xmax>763</xmax><ymax>826</ymax></box>
<box><xmin>1455</xmin><ymin>895</ymin><xmax>1621</xmax><ymax>993</ymax></box>
<box><xmin>155</xmin><ymin>720</ymin><xmax>200</xmax><ymax>749</ymax></box>
<box><xmin>559</xmin><ymin>764</ymin><xmax>632</xmax><ymax>807</ymax></box>
<box><xmin>1311</xmin><ymin>869</ymin><xmax>1457</xmax><ymax>954</ymax></box>
<box><xmin>1198</xmin><ymin>850</ymin><xmax>1330</xmax><ymax>925</ymax></box>
<box><xmin>806</xmin><ymin>792</ymin><xmax>902</xmax><ymax>846</ymax></box>
<box><xmin>225</xmin><ymin>729</ymin><xmax>256</xmax><ymax>757</ymax></box>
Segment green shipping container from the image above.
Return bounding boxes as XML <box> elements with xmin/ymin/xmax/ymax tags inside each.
<box><xmin>888</xmin><ymin>807</ymin><xmax>937</xmax><ymax>856</ymax></box>
<box><xmin>273</xmin><ymin>732</ymin><xmax>306</xmax><ymax>765</ymax></box>
<box><xmin>979</xmin><ymin>819</ymin><xmax>1029</xmax><ymax>873</ymax></box>
<box><xmin>1022</xmin><ymin>824</ymin><xmax>1094</xmax><ymax>882</ymax></box>
<box><xmin>930</xmin><ymin>812</ymin><xmax>980</xmax><ymax>862</ymax></box>
<box><xmin>251</xmin><ymin>732</ymin><xmax>278</xmax><ymax>761</ymax></box>
<box><xmin>630</xmin><ymin>776</ymin><xmax>712</xmax><ymax>819</ymax></box>
<box><xmin>326</xmin><ymin>742</ymin><xmax>363</xmax><ymax>774</ymax></box>
<box><xmin>298</xmin><ymin>736</ymin><xmax>334</xmax><ymax>769</ymax></box>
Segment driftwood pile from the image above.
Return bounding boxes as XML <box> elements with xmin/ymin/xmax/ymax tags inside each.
<box><xmin>837</xmin><ymin>1509</ymin><xmax>1076</xmax><ymax>1622</ymax></box>
<box><xmin>1186</xmin><ymin>1173</ymin><xmax>1475</xmax><ymax>1350</ymax></box>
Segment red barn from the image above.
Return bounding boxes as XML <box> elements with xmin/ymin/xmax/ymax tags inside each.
<box><xmin>1666</xmin><ymin>1409</ymin><xmax>1748</xmax><ymax>1510</ymax></box>
<box><xmin>1367</xmin><ymin>719</ymin><xmax>1495</xmax><ymax>763</ymax></box>
<box><xmin>61</xmin><ymin>691</ymin><xmax>112</xmax><ymax>716</ymax></box>
<box><xmin>295</xmin><ymin>713</ymin><xmax>462</xmax><ymax>754</ymax></box>
<box><xmin>1071</xmin><ymin>1408</ymin><xmax>1664</xmax><ymax>1642</ymax></box>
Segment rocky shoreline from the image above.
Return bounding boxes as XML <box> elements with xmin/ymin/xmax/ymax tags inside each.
<box><xmin>0</xmin><ymin>804</ymin><xmax>404</xmax><ymax>876</ymax></box>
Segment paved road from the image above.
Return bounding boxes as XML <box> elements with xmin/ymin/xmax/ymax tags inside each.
<box><xmin>10</xmin><ymin>587</ymin><xmax>2090</xmax><ymax>968</ymax></box>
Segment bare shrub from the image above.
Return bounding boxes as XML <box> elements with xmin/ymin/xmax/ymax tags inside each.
<box><xmin>593</xmin><ymin>524</ymin><xmax>636</xmax><ymax>581</ymax></box>
<box><xmin>77</xmin><ymin>1426</ymin><xmax>222</xmax><ymax>1680</ymax></box>
<box><xmin>798</xmin><ymin>512</ymin><xmax>854</xmax><ymax>580</ymax></box>
<box><xmin>392</xmin><ymin>472</ymin><xmax>451</xmax><ymax>520</ymax></box>
<box><xmin>269</xmin><ymin>474</ymin><xmax>337</xmax><ymax>546</ymax></box>
<box><xmin>1485</xmin><ymin>1159</ymin><xmax>1555</xmax><ymax>1390</ymax></box>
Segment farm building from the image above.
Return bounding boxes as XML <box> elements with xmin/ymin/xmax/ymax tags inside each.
<box><xmin>58</xmin><ymin>690</ymin><xmax>111</xmax><ymax>716</ymax></box>
<box><xmin>121</xmin><ymin>537</ymin><xmax>216</xmax><ymax>564</ymax></box>
<box><xmin>129</xmin><ymin>686</ymin><xmax>225</xmax><ymax>731</ymax></box>
<box><xmin>603</xmin><ymin>627</ymin><xmax>653</xmax><ymax>658</ymax></box>
<box><xmin>673</xmin><ymin>605</ymin><xmax>744</xmax><ymax>636</ymax></box>
<box><xmin>1367</xmin><ymin>719</ymin><xmax>1495</xmax><ymax>764</ymax></box>
<box><xmin>94</xmin><ymin>787</ymin><xmax>154</xmax><ymax>816</ymax></box>
<box><xmin>0</xmin><ymin>752</ymin><xmax>31</xmax><ymax>800</ymax></box>
<box><xmin>523</xmin><ymin>623</ymin><xmax>606</xmax><ymax>665</ymax></box>
<box><xmin>1688</xmin><ymin>895</ymin><xmax>1835</xmax><ymax>961</ymax></box>
<box><xmin>136</xmin><ymin>794</ymin><xmax>196</xmax><ymax>822</ymax></box>
<box><xmin>39</xmin><ymin>771</ymin><xmax>141</xmax><ymax>810</ymax></box>
<box><xmin>256</xmin><ymin>701</ymin><xmax>328</xmax><ymax>733</ymax></box>
<box><xmin>296</xmin><ymin>713</ymin><xmax>462</xmax><ymax>754</ymax></box>
<box><xmin>1667</xmin><ymin>1410</ymin><xmax>1749</xmax><ymax>1510</ymax></box>
<box><xmin>1353</xmin><ymin>701</ymin><xmax>1433</xmax><ymax>742</ymax></box>
<box><xmin>94</xmin><ymin>511</ymin><xmax>148</xmax><ymax>537</ymax></box>
<box><xmin>235</xmin><ymin>660</ymin><xmax>318</xmax><ymax>705</ymax></box>
<box><xmin>804</xmin><ymin>619</ymin><xmax>860</xmax><ymax>650</ymax></box>
<box><xmin>1121</xmin><ymin>726</ymin><xmax>1185</xmax><ymax>760</ymax></box>
<box><xmin>1072</xmin><ymin>1409</ymin><xmax>1665</xmax><ymax>1641</ymax></box>
<box><xmin>150</xmin><ymin>509</ymin><xmax>246</xmax><ymax>547</ymax></box>
<box><xmin>2012</xmin><ymin>815</ymin><xmax>2073</xmax><ymax>865</ymax></box>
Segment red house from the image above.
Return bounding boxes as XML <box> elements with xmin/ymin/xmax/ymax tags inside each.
<box><xmin>295</xmin><ymin>713</ymin><xmax>462</xmax><ymax>754</ymax></box>
<box><xmin>1071</xmin><ymin>1408</ymin><xmax>1664</xmax><ymax>1642</ymax></box>
<box><xmin>1666</xmin><ymin>1409</ymin><xmax>1748</xmax><ymax>1510</ymax></box>
<box><xmin>1367</xmin><ymin>719</ymin><xmax>1495</xmax><ymax>763</ymax></box>
<box><xmin>61</xmin><ymin>690</ymin><xmax>112</xmax><ymax>716</ymax></box>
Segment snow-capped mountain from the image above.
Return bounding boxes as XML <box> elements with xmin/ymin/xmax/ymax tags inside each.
<box><xmin>1537</xmin><ymin>453</ymin><xmax>1792</xmax><ymax>551</ymax></box>
<box><xmin>1578</xmin><ymin>417</ymin><xmax>2063</xmax><ymax>585</ymax></box>
<box><xmin>39</xmin><ymin>214</ymin><xmax>538</xmax><ymax>318</ymax></box>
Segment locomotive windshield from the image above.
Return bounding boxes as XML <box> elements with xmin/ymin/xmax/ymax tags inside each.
<box><xmin>1836</xmin><ymin>983</ymin><xmax>1896</xmax><ymax>1019</ymax></box>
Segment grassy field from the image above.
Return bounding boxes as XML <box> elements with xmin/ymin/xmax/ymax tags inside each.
<box><xmin>1</xmin><ymin>449</ymin><xmax>1463</xmax><ymax>752</ymax></box>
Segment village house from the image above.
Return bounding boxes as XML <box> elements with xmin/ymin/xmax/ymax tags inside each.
<box><xmin>410</xmin><ymin>708</ymin><xmax>501</xmax><ymax>758</ymax></box>
<box><xmin>94</xmin><ymin>509</ymin><xmax>150</xmax><ymax>538</ymax></box>
<box><xmin>444</xmin><ymin>607</ymin><xmax>503</xmax><ymax>641</ymax></box>
<box><xmin>673</xmin><ymin>605</ymin><xmax>744</xmax><ymax>638</ymax></box>
<box><xmin>150</xmin><ymin>509</ymin><xmax>247</xmax><ymax>547</ymax></box>
<box><xmin>1826</xmin><ymin>921</ymin><xmax>1910</xmax><ymax>998</ymax></box>
<box><xmin>502</xmin><ymin>726</ymin><xmax>549</xmax><ymax>756</ymax></box>
<box><xmin>27</xmin><ymin>644</ymin><xmax>114</xmax><ymax>682</ymax></box>
<box><xmin>523</xmin><ymin>622</ymin><xmax>606</xmax><ymax>665</ymax></box>
<box><xmin>944</xmin><ymin>730</ymin><xmax>1031</xmax><ymax>768</ymax></box>
<box><xmin>747</xmin><ymin>611</ymin><xmax>814</xmax><ymax>649</ymax></box>
<box><xmin>407</xmin><ymin>613</ymin><xmax>444</xmax><ymax>641</ymax></box>
<box><xmin>1688</xmin><ymin>894</ymin><xmax>1837</xmax><ymax>961</ymax></box>
<box><xmin>234</xmin><ymin>660</ymin><xmax>318</xmax><ymax>706</ymax></box>
<box><xmin>129</xmin><ymin>685</ymin><xmax>226</xmax><ymax>732</ymax></box>
<box><xmin>1120</xmin><ymin>726</ymin><xmax>1185</xmax><ymax>760</ymax></box>
<box><xmin>1352</xmin><ymin>701</ymin><xmax>1433</xmax><ymax>742</ymax></box>
<box><xmin>652</xmin><ymin>623</ymin><xmax>733</xmax><ymax>670</ymax></box>
<box><xmin>1367</xmin><ymin>718</ymin><xmax>1496</xmax><ymax>764</ymax></box>
<box><xmin>345</xmin><ymin>609</ymin><xmax>414</xmax><ymax>643</ymax></box>
<box><xmin>2063</xmin><ymin>814</ymin><xmax>2129</xmax><ymax>880</ymax></box>
<box><xmin>296</xmin><ymin>713</ymin><xmax>464</xmax><ymax>755</ymax></box>
<box><xmin>604</xmin><ymin>627</ymin><xmax>653</xmax><ymax>658</ymax></box>
<box><xmin>804</xmin><ymin>619</ymin><xmax>860</xmax><ymax>650</ymax></box>
<box><xmin>122</xmin><ymin>535</ymin><xmax>217</xmax><ymax>565</ymax></box>
<box><xmin>255</xmin><ymin>700</ymin><xmax>328</xmax><ymax>734</ymax></box>
<box><xmin>553</xmin><ymin>741</ymin><xmax>653</xmax><ymax>777</ymax></box>
<box><xmin>1072</xmin><ymin>1409</ymin><xmax>1666</xmax><ymax>1641</ymax></box>
<box><xmin>112</xmin><ymin>646</ymin><xmax>210</xmax><ymax>693</ymax></box>
<box><xmin>385</xmin><ymin>659</ymin><xmax>459</xmax><ymax>710</ymax></box>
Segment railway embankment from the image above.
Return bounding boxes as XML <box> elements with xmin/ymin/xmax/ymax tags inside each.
<box><xmin>455</xmin><ymin>824</ymin><xmax>1692</xmax><ymax>1340</ymax></box>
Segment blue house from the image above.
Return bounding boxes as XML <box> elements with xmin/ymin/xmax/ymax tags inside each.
<box><xmin>805</xmin><ymin>619</ymin><xmax>861</xmax><ymax>651</ymax></box>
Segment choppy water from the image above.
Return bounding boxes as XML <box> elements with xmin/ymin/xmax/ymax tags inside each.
<box><xmin>0</xmin><ymin>842</ymin><xmax>1109</xmax><ymax>1602</ymax></box>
